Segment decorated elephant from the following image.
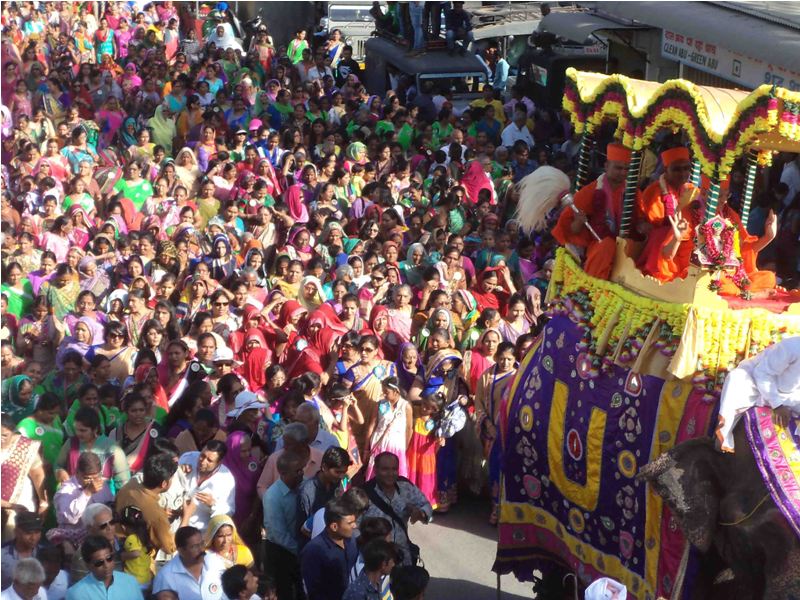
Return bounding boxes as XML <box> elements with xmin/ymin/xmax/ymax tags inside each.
<box><xmin>639</xmin><ymin>415</ymin><xmax>800</xmax><ymax>599</ymax></box>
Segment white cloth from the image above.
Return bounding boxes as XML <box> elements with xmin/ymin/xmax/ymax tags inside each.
<box><xmin>46</xmin><ymin>570</ymin><xmax>68</xmax><ymax>600</ymax></box>
<box><xmin>205</xmin><ymin>24</ymin><xmax>243</xmax><ymax>52</ymax></box>
<box><xmin>1</xmin><ymin>586</ymin><xmax>47</xmax><ymax>600</ymax></box>
<box><xmin>310</xmin><ymin>507</ymin><xmax>325</xmax><ymax>538</ymax></box>
<box><xmin>585</xmin><ymin>577</ymin><xmax>626</xmax><ymax>600</ymax></box>
<box><xmin>178</xmin><ymin>452</ymin><xmax>236</xmax><ymax>530</ymax></box>
<box><xmin>152</xmin><ymin>553</ymin><xmax>226</xmax><ymax>600</ymax></box>
<box><xmin>717</xmin><ymin>336</ymin><xmax>800</xmax><ymax>451</ymax></box>
<box><xmin>500</xmin><ymin>122</ymin><xmax>534</xmax><ymax>148</ymax></box>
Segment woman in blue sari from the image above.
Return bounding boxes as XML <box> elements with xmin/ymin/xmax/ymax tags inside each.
<box><xmin>409</xmin><ymin>349</ymin><xmax>468</xmax><ymax>512</ymax></box>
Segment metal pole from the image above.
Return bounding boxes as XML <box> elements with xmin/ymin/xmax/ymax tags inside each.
<box><xmin>740</xmin><ymin>149</ymin><xmax>759</xmax><ymax>230</ymax></box>
<box><xmin>619</xmin><ymin>149</ymin><xmax>642</xmax><ymax>238</ymax></box>
<box><xmin>575</xmin><ymin>133</ymin><xmax>595</xmax><ymax>190</ymax></box>
<box><xmin>690</xmin><ymin>159</ymin><xmax>702</xmax><ymax>187</ymax></box>
<box><xmin>704</xmin><ymin>179</ymin><xmax>722</xmax><ymax>220</ymax></box>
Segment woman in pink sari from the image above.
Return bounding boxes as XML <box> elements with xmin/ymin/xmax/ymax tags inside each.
<box><xmin>461</xmin><ymin>159</ymin><xmax>496</xmax><ymax>205</ymax></box>
<box><xmin>255</xmin><ymin>158</ymin><xmax>283</xmax><ymax>198</ymax></box>
<box><xmin>284</xmin><ymin>184</ymin><xmax>309</xmax><ymax>224</ymax></box>
<box><xmin>223</xmin><ymin>430</ymin><xmax>262</xmax><ymax>528</ymax></box>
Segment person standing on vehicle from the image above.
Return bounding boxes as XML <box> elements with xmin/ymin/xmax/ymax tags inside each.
<box><xmin>445</xmin><ymin>2</ymin><xmax>473</xmax><ymax>55</ymax></box>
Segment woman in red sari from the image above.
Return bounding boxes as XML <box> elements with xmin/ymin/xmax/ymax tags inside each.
<box><xmin>282</xmin><ymin>305</ymin><xmax>348</xmax><ymax>378</ymax></box>
<box><xmin>462</xmin><ymin>328</ymin><xmax>502</xmax><ymax>395</ymax></box>
<box><xmin>472</xmin><ymin>266</ymin><xmax>516</xmax><ymax>312</ymax></box>
<box><xmin>238</xmin><ymin>328</ymin><xmax>271</xmax><ymax>390</ymax></box>
<box><xmin>134</xmin><ymin>364</ymin><xmax>168</xmax><ymax>410</ymax></box>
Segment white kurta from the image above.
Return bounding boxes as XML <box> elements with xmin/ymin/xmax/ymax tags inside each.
<box><xmin>717</xmin><ymin>336</ymin><xmax>800</xmax><ymax>451</ymax></box>
<box><xmin>178</xmin><ymin>452</ymin><xmax>236</xmax><ymax>530</ymax></box>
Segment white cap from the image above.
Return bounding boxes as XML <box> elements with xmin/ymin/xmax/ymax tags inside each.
<box><xmin>212</xmin><ymin>346</ymin><xmax>242</xmax><ymax>367</ymax></box>
<box><xmin>585</xmin><ymin>578</ymin><xmax>627</xmax><ymax>600</ymax></box>
<box><xmin>226</xmin><ymin>390</ymin><xmax>265</xmax><ymax>418</ymax></box>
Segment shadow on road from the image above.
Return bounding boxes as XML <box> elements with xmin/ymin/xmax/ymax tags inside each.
<box><xmin>428</xmin><ymin>496</ymin><xmax>500</xmax><ymax>542</ymax></box>
<box><xmin>427</xmin><ymin>576</ymin><xmax>533</xmax><ymax>599</ymax></box>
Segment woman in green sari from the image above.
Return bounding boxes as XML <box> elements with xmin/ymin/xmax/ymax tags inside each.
<box><xmin>1</xmin><ymin>375</ymin><xmax>36</xmax><ymax>425</ymax></box>
<box><xmin>0</xmin><ymin>262</ymin><xmax>34</xmax><ymax>319</ymax></box>
<box><xmin>17</xmin><ymin>392</ymin><xmax>64</xmax><ymax>516</ymax></box>
<box><xmin>54</xmin><ymin>407</ymin><xmax>130</xmax><ymax>494</ymax></box>
<box><xmin>37</xmin><ymin>264</ymin><xmax>80</xmax><ymax>320</ymax></box>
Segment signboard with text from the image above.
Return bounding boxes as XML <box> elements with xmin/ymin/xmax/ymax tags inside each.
<box><xmin>661</xmin><ymin>29</ymin><xmax>800</xmax><ymax>90</ymax></box>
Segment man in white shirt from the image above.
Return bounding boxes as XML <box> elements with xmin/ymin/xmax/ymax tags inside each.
<box><xmin>152</xmin><ymin>527</ymin><xmax>226</xmax><ymax>600</ymax></box>
<box><xmin>1</xmin><ymin>558</ymin><xmax>48</xmax><ymax>600</ymax></box>
<box><xmin>178</xmin><ymin>440</ymin><xmax>235</xmax><ymax>531</ymax></box>
<box><xmin>500</xmin><ymin>109</ymin><xmax>535</xmax><ymax>149</ymax></box>
<box><xmin>307</xmin><ymin>54</ymin><xmax>334</xmax><ymax>83</ymax></box>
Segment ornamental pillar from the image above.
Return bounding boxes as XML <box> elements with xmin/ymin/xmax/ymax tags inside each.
<box><xmin>619</xmin><ymin>149</ymin><xmax>642</xmax><ymax>238</ymax></box>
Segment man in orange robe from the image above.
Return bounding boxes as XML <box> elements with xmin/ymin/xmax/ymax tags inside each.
<box><xmin>636</xmin><ymin>147</ymin><xmax>699</xmax><ymax>282</ymax></box>
<box><xmin>552</xmin><ymin>143</ymin><xmax>631</xmax><ymax>280</ymax></box>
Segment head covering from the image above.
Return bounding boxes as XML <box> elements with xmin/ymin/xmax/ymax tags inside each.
<box><xmin>423</xmin><ymin>349</ymin><xmax>463</xmax><ymax>396</ymax></box>
<box><xmin>461</xmin><ymin>160</ymin><xmax>495</xmax><ymax>205</ymax></box>
<box><xmin>226</xmin><ymin>390</ymin><xmax>265</xmax><ymax>418</ymax></box>
<box><xmin>275</xmin><ymin>300</ymin><xmax>307</xmax><ymax>328</ymax></box>
<box><xmin>661</xmin><ymin>147</ymin><xmax>690</xmax><ymax>167</ymax></box>
<box><xmin>284</xmin><ymin>184</ymin><xmax>309</xmax><ymax>224</ymax></box>
<box><xmin>584</xmin><ymin>577</ymin><xmax>627</xmax><ymax>600</ymax></box>
<box><xmin>346</xmin><ymin>141</ymin><xmax>367</xmax><ymax>163</ymax></box>
<box><xmin>606</xmin><ymin>143</ymin><xmax>631</xmax><ymax>164</ymax></box>
<box><xmin>204</xmin><ymin>514</ymin><xmax>245</xmax><ymax>549</ymax></box>
<box><xmin>213</xmin><ymin>346</ymin><xmax>242</xmax><ymax>366</ymax></box>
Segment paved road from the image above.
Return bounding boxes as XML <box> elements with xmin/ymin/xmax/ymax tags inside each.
<box><xmin>409</xmin><ymin>497</ymin><xmax>534</xmax><ymax>599</ymax></box>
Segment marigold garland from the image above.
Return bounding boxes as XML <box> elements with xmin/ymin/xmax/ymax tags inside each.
<box><xmin>547</xmin><ymin>249</ymin><xmax>800</xmax><ymax>396</ymax></box>
<box><xmin>561</xmin><ymin>69</ymin><xmax>800</xmax><ymax>182</ymax></box>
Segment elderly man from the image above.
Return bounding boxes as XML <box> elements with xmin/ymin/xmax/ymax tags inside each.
<box><xmin>1</xmin><ymin>558</ymin><xmax>47</xmax><ymax>600</ymax></box>
<box><xmin>152</xmin><ymin>526</ymin><xmax>226</xmax><ymax>600</ymax></box>
<box><xmin>362</xmin><ymin>453</ymin><xmax>432</xmax><ymax>566</ymax></box>
<box><xmin>1</xmin><ymin>512</ymin><xmax>44</xmax><ymax>590</ymax></box>
<box><xmin>66</xmin><ymin>536</ymin><xmax>143</xmax><ymax>600</ymax></box>
<box><xmin>552</xmin><ymin>143</ymin><xmax>632</xmax><ymax>280</ymax></box>
<box><xmin>69</xmin><ymin>503</ymin><xmax>123</xmax><ymax>583</ymax></box>
<box><xmin>276</xmin><ymin>402</ymin><xmax>340</xmax><ymax>452</ymax></box>
<box><xmin>178</xmin><ymin>439</ymin><xmax>235</xmax><ymax>530</ymax></box>
<box><xmin>52</xmin><ymin>453</ymin><xmax>113</xmax><ymax>545</ymax></box>
<box><xmin>257</xmin><ymin>423</ymin><xmax>323</xmax><ymax>497</ymax></box>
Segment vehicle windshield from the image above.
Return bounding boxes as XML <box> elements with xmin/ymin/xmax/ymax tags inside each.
<box><xmin>419</xmin><ymin>73</ymin><xmax>486</xmax><ymax>95</ymax></box>
<box><xmin>329</xmin><ymin>6</ymin><xmax>374</xmax><ymax>22</ymax></box>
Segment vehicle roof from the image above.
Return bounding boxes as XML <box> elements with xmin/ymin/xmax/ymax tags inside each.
<box><xmin>364</xmin><ymin>37</ymin><xmax>486</xmax><ymax>75</ymax></box>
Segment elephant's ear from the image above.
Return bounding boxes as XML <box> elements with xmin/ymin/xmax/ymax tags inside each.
<box><xmin>638</xmin><ymin>439</ymin><xmax>719</xmax><ymax>553</ymax></box>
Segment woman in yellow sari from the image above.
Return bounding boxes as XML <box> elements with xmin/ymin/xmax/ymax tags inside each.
<box><xmin>342</xmin><ymin>334</ymin><xmax>398</xmax><ymax>453</ymax></box>
<box><xmin>204</xmin><ymin>514</ymin><xmax>254</xmax><ymax>569</ymax></box>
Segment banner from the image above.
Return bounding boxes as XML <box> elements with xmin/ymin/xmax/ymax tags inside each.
<box><xmin>495</xmin><ymin>316</ymin><xmax>715</xmax><ymax>599</ymax></box>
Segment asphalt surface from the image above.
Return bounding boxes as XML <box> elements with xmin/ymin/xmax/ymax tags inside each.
<box><xmin>409</xmin><ymin>497</ymin><xmax>534</xmax><ymax>599</ymax></box>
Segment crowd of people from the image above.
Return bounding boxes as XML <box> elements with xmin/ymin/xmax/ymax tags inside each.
<box><xmin>1</xmin><ymin>1</ymin><xmax>799</xmax><ymax>600</ymax></box>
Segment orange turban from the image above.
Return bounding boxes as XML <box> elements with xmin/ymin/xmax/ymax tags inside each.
<box><xmin>606</xmin><ymin>143</ymin><xmax>631</xmax><ymax>164</ymax></box>
<box><xmin>661</xmin><ymin>147</ymin><xmax>690</xmax><ymax>167</ymax></box>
